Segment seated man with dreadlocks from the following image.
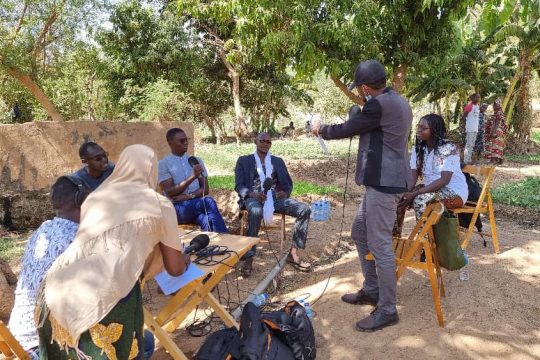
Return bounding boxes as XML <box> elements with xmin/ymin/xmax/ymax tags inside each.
<box><xmin>394</xmin><ymin>113</ymin><xmax>468</xmax><ymax>236</ymax></box>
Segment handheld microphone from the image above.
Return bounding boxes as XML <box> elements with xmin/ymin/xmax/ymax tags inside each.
<box><xmin>188</xmin><ymin>156</ymin><xmax>204</xmax><ymax>179</ymax></box>
<box><xmin>262</xmin><ymin>177</ymin><xmax>273</xmax><ymax>192</ymax></box>
<box><xmin>188</xmin><ymin>156</ymin><xmax>200</xmax><ymax>167</ymax></box>
<box><xmin>183</xmin><ymin>234</ymin><xmax>210</xmax><ymax>255</ymax></box>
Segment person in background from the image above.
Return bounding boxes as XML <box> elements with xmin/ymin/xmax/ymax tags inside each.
<box><xmin>473</xmin><ymin>103</ymin><xmax>488</xmax><ymax>161</ymax></box>
<box><xmin>159</xmin><ymin>127</ymin><xmax>228</xmax><ymax>232</ymax></box>
<box><xmin>37</xmin><ymin>144</ymin><xmax>190</xmax><ymax>359</ymax></box>
<box><xmin>73</xmin><ymin>141</ymin><xmax>114</xmax><ymax>191</ymax></box>
<box><xmin>484</xmin><ymin>98</ymin><xmax>507</xmax><ymax>164</ymax></box>
<box><xmin>8</xmin><ymin>176</ymin><xmax>89</xmax><ymax>360</ymax></box>
<box><xmin>394</xmin><ymin>114</ymin><xmax>468</xmax><ymax>236</ymax></box>
<box><xmin>461</xmin><ymin>93</ymin><xmax>481</xmax><ymax>164</ymax></box>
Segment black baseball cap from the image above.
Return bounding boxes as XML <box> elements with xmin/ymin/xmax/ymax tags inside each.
<box><xmin>348</xmin><ymin>60</ymin><xmax>387</xmax><ymax>90</ymax></box>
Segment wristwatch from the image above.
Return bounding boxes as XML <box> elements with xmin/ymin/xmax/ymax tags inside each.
<box><xmin>189</xmin><ymin>193</ymin><xmax>195</xmax><ymax>199</ymax></box>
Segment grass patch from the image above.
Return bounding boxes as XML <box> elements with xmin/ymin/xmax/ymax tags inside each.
<box><xmin>0</xmin><ymin>234</ymin><xmax>27</xmax><ymax>262</ymax></box>
<box><xmin>492</xmin><ymin>177</ymin><xmax>540</xmax><ymax>209</ymax></box>
<box><xmin>198</xmin><ymin>138</ymin><xmax>354</xmax><ymax>174</ymax></box>
<box><xmin>209</xmin><ymin>175</ymin><xmax>340</xmax><ymax>196</ymax></box>
<box><xmin>533</xmin><ymin>131</ymin><xmax>540</xmax><ymax>144</ymax></box>
<box><xmin>506</xmin><ymin>153</ymin><xmax>540</xmax><ymax>164</ymax></box>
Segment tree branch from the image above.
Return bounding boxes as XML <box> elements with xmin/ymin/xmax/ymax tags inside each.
<box><xmin>330</xmin><ymin>76</ymin><xmax>364</xmax><ymax>106</ymax></box>
<box><xmin>10</xmin><ymin>1</ymin><xmax>28</xmax><ymax>43</ymax></box>
<box><xmin>33</xmin><ymin>0</ymin><xmax>66</xmax><ymax>59</ymax></box>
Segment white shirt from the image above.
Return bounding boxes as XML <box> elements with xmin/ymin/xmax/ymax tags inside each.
<box><xmin>8</xmin><ymin>217</ymin><xmax>79</xmax><ymax>351</ymax></box>
<box><xmin>410</xmin><ymin>143</ymin><xmax>468</xmax><ymax>203</ymax></box>
<box><xmin>464</xmin><ymin>102</ymin><xmax>480</xmax><ymax>132</ymax></box>
<box><xmin>158</xmin><ymin>154</ymin><xmax>208</xmax><ymax>195</ymax></box>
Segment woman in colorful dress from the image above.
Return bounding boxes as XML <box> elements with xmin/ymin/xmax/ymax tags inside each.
<box><xmin>394</xmin><ymin>113</ymin><xmax>468</xmax><ymax>236</ymax></box>
<box><xmin>484</xmin><ymin>98</ymin><xmax>507</xmax><ymax>164</ymax></box>
<box><xmin>36</xmin><ymin>144</ymin><xmax>190</xmax><ymax>359</ymax></box>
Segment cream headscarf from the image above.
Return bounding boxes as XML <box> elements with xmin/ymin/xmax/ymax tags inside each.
<box><xmin>38</xmin><ymin>144</ymin><xmax>182</xmax><ymax>348</ymax></box>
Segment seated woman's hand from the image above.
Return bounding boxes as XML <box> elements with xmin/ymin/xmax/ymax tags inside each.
<box><xmin>399</xmin><ymin>191</ymin><xmax>416</xmax><ymax>206</ymax></box>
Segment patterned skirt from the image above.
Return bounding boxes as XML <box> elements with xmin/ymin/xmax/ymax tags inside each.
<box><xmin>394</xmin><ymin>185</ymin><xmax>463</xmax><ymax>237</ymax></box>
<box><xmin>484</xmin><ymin>124</ymin><xmax>506</xmax><ymax>161</ymax></box>
<box><xmin>38</xmin><ymin>281</ymin><xmax>146</xmax><ymax>360</ymax></box>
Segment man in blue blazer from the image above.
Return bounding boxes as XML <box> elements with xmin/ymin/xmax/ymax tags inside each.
<box><xmin>235</xmin><ymin>132</ymin><xmax>311</xmax><ymax>276</ymax></box>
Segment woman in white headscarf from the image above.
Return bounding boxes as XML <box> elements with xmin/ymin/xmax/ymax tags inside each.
<box><xmin>36</xmin><ymin>144</ymin><xmax>190</xmax><ymax>359</ymax></box>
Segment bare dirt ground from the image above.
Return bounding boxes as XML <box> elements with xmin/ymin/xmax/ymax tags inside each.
<box><xmin>146</xmin><ymin>158</ymin><xmax>540</xmax><ymax>360</ymax></box>
<box><xmin>3</xmin><ymin>157</ymin><xmax>539</xmax><ymax>360</ymax></box>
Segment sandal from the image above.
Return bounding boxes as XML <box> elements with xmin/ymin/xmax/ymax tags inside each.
<box><xmin>286</xmin><ymin>254</ymin><xmax>311</xmax><ymax>272</ymax></box>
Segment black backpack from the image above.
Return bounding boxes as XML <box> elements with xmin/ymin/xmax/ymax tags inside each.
<box><xmin>458</xmin><ymin>173</ymin><xmax>483</xmax><ymax>234</ymax></box>
<box><xmin>261</xmin><ymin>301</ymin><xmax>316</xmax><ymax>360</ymax></box>
<box><xmin>195</xmin><ymin>301</ymin><xmax>316</xmax><ymax>360</ymax></box>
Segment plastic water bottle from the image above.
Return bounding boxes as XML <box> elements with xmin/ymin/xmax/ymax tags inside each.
<box><xmin>304</xmin><ymin>302</ymin><xmax>314</xmax><ymax>320</ymax></box>
<box><xmin>322</xmin><ymin>197</ymin><xmax>330</xmax><ymax>221</ymax></box>
<box><xmin>250</xmin><ymin>293</ymin><xmax>269</xmax><ymax>307</ymax></box>
<box><xmin>459</xmin><ymin>253</ymin><xmax>470</xmax><ymax>281</ymax></box>
<box><xmin>312</xmin><ymin>201</ymin><xmax>320</xmax><ymax>221</ymax></box>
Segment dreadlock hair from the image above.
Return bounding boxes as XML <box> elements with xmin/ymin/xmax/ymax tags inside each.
<box><xmin>415</xmin><ymin>113</ymin><xmax>449</xmax><ymax>177</ymax></box>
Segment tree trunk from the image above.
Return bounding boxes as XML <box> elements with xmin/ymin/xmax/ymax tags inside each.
<box><xmin>330</xmin><ymin>76</ymin><xmax>364</xmax><ymax>105</ymax></box>
<box><xmin>392</xmin><ymin>64</ymin><xmax>408</xmax><ymax>93</ymax></box>
<box><xmin>230</xmin><ymin>70</ymin><xmax>248</xmax><ymax>144</ymax></box>
<box><xmin>7</xmin><ymin>67</ymin><xmax>63</xmax><ymax>121</ymax></box>
<box><xmin>513</xmin><ymin>49</ymin><xmax>533</xmax><ymax>142</ymax></box>
<box><xmin>216</xmin><ymin>47</ymin><xmax>248</xmax><ymax>144</ymax></box>
<box><xmin>200</xmin><ymin>107</ymin><xmax>217</xmax><ymax>144</ymax></box>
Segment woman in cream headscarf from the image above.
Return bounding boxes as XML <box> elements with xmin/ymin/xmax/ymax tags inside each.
<box><xmin>36</xmin><ymin>144</ymin><xmax>190</xmax><ymax>359</ymax></box>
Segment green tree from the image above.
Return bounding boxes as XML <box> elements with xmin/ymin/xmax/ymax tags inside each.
<box><xmin>491</xmin><ymin>0</ymin><xmax>540</xmax><ymax>142</ymax></box>
<box><xmin>0</xmin><ymin>0</ymin><xmax>106</xmax><ymax>121</ymax></box>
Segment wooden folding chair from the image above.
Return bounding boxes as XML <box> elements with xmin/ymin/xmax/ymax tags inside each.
<box><xmin>239</xmin><ymin>210</ymin><xmax>287</xmax><ymax>250</ymax></box>
<box><xmin>0</xmin><ymin>321</ymin><xmax>30</xmax><ymax>360</ymax></box>
<box><xmin>451</xmin><ymin>165</ymin><xmax>499</xmax><ymax>253</ymax></box>
<box><xmin>366</xmin><ymin>202</ymin><xmax>446</xmax><ymax>326</ymax></box>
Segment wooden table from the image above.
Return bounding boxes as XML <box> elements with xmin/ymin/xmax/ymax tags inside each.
<box><xmin>144</xmin><ymin>232</ymin><xmax>259</xmax><ymax>360</ymax></box>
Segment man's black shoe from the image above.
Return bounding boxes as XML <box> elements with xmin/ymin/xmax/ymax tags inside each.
<box><xmin>341</xmin><ymin>289</ymin><xmax>378</xmax><ymax>306</ymax></box>
<box><xmin>355</xmin><ymin>308</ymin><xmax>399</xmax><ymax>332</ymax></box>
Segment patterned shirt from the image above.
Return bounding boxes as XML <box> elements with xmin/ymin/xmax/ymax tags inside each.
<box><xmin>158</xmin><ymin>154</ymin><xmax>208</xmax><ymax>194</ymax></box>
<box><xmin>410</xmin><ymin>142</ymin><xmax>468</xmax><ymax>203</ymax></box>
<box><xmin>8</xmin><ymin>217</ymin><xmax>79</xmax><ymax>351</ymax></box>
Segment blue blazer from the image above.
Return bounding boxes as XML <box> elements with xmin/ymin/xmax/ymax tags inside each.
<box><xmin>234</xmin><ymin>154</ymin><xmax>293</xmax><ymax>201</ymax></box>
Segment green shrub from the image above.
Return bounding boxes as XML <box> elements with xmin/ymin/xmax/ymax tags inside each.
<box><xmin>492</xmin><ymin>177</ymin><xmax>540</xmax><ymax>209</ymax></box>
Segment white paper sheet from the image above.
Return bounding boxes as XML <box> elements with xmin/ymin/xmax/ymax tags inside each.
<box><xmin>154</xmin><ymin>264</ymin><xmax>205</xmax><ymax>295</ymax></box>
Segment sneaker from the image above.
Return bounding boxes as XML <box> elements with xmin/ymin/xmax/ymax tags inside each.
<box><xmin>355</xmin><ymin>307</ymin><xmax>399</xmax><ymax>332</ymax></box>
<box><xmin>341</xmin><ymin>289</ymin><xmax>378</xmax><ymax>306</ymax></box>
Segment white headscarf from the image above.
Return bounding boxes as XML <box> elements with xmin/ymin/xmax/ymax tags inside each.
<box><xmin>38</xmin><ymin>144</ymin><xmax>182</xmax><ymax>348</ymax></box>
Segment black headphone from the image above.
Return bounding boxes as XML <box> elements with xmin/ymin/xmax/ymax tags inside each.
<box><xmin>57</xmin><ymin>175</ymin><xmax>88</xmax><ymax>208</ymax></box>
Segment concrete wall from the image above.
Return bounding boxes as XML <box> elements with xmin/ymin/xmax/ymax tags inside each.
<box><xmin>0</xmin><ymin>121</ymin><xmax>194</xmax><ymax>229</ymax></box>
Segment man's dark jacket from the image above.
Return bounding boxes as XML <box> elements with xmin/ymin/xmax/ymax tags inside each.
<box><xmin>234</xmin><ymin>154</ymin><xmax>293</xmax><ymax>200</ymax></box>
<box><xmin>320</xmin><ymin>88</ymin><xmax>413</xmax><ymax>191</ymax></box>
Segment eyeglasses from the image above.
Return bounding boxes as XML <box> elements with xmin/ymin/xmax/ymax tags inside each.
<box><xmin>258</xmin><ymin>139</ymin><xmax>272</xmax><ymax>144</ymax></box>
<box><xmin>86</xmin><ymin>152</ymin><xmax>108</xmax><ymax>162</ymax></box>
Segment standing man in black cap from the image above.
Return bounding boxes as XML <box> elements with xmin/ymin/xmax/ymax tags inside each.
<box><xmin>312</xmin><ymin>60</ymin><xmax>413</xmax><ymax>332</ymax></box>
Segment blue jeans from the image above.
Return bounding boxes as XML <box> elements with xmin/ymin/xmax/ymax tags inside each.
<box><xmin>244</xmin><ymin>196</ymin><xmax>311</xmax><ymax>251</ymax></box>
<box><xmin>143</xmin><ymin>330</ymin><xmax>155</xmax><ymax>360</ymax></box>
<box><xmin>174</xmin><ymin>196</ymin><xmax>228</xmax><ymax>233</ymax></box>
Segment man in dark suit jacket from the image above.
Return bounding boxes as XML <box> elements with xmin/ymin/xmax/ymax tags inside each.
<box><xmin>235</xmin><ymin>132</ymin><xmax>311</xmax><ymax>276</ymax></box>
